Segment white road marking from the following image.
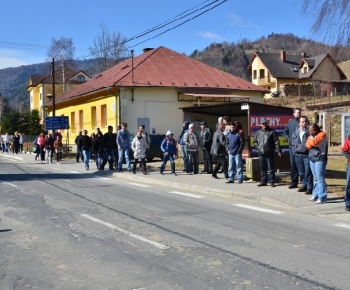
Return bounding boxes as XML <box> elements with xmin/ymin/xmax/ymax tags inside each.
<box><xmin>169</xmin><ymin>191</ymin><xmax>203</xmax><ymax>199</ymax></box>
<box><xmin>234</xmin><ymin>204</ymin><xmax>284</xmax><ymax>215</ymax></box>
<box><xmin>81</xmin><ymin>214</ymin><xmax>168</xmax><ymax>250</ymax></box>
<box><xmin>335</xmin><ymin>223</ymin><xmax>350</xmax><ymax>230</ymax></box>
<box><xmin>127</xmin><ymin>182</ymin><xmax>150</xmax><ymax>188</ymax></box>
<box><xmin>69</xmin><ymin>171</ymin><xmax>80</xmax><ymax>173</ymax></box>
<box><xmin>0</xmin><ymin>181</ymin><xmax>21</xmax><ymax>188</ymax></box>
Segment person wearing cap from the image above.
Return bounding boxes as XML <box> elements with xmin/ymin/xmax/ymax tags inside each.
<box><xmin>226</xmin><ymin>123</ymin><xmax>244</xmax><ymax>183</ymax></box>
<box><xmin>254</xmin><ymin>118</ymin><xmax>282</xmax><ymax>187</ymax></box>
<box><xmin>160</xmin><ymin>130</ymin><xmax>178</xmax><ymax>175</ymax></box>
<box><xmin>200</xmin><ymin>121</ymin><xmax>213</xmax><ymax>174</ymax></box>
<box><xmin>184</xmin><ymin>123</ymin><xmax>200</xmax><ymax>174</ymax></box>
<box><xmin>283</xmin><ymin>108</ymin><xmax>301</xmax><ymax>189</ymax></box>
<box><xmin>178</xmin><ymin>121</ymin><xmax>190</xmax><ymax>172</ymax></box>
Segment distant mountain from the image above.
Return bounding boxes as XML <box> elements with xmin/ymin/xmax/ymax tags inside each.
<box><xmin>1</xmin><ymin>33</ymin><xmax>350</xmax><ymax>111</ymax></box>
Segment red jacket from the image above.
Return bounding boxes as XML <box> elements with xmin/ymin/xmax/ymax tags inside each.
<box><xmin>342</xmin><ymin>136</ymin><xmax>350</xmax><ymax>165</ymax></box>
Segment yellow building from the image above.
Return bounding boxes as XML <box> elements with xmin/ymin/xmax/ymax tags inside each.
<box><xmin>28</xmin><ymin>66</ymin><xmax>90</xmax><ymax>119</ymax></box>
<box><xmin>43</xmin><ymin>46</ymin><xmax>269</xmax><ymax>146</ymax></box>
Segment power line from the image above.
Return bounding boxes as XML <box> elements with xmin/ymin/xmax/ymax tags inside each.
<box><xmin>128</xmin><ymin>0</ymin><xmax>227</xmax><ymax>50</ymax></box>
<box><xmin>0</xmin><ymin>0</ymin><xmax>227</xmax><ymax>63</ymax></box>
<box><xmin>78</xmin><ymin>0</ymin><xmax>227</xmax><ymax>59</ymax></box>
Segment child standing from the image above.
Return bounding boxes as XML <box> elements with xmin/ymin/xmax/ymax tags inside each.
<box><xmin>131</xmin><ymin>130</ymin><xmax>147</xmax><ymax>174</ymax></box>
<box><xmin>160</xmin><ymin>130</ymin><xmax>178</xmax><ymax>175</ymax></box>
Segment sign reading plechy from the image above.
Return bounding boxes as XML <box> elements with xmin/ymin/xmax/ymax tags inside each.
<box><xmin>250</xmin><ymin>115</ymin><xmax>291</xmax><ymax>156</ymax></box>
<box><xmin>45</xmin><ymin>116</ymin><xmax>69</xmax><ymax>130</ymax></box>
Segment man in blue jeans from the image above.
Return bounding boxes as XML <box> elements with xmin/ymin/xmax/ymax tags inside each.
<box><xmin>342</xmin><ymin>135</ymin><xmax>350</xmax><ymax>211</ymax></box>
<box><xmin>292</xmin><ymin>116</ymin><xmax>313</xmax><ymax>194</ymax></box>
<box><xmin>254</xmin><ymin>118</ymin><xmax>282</xmax><ymax>187</ymax></box>
<box><xmin>226</xmin><ymin>123</ymin><xmax>244</xmax><ymax>183</ymax></box>
<box><xmin>117</xmin><ymin>122</ymin><xmax>131</xmax><ymax>172</ymax></box>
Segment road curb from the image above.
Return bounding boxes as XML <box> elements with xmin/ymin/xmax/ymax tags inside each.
<box><xmin>111</xmin><ymin>172</ymin><xmax>290</xmax><ymax>207</ymax></box>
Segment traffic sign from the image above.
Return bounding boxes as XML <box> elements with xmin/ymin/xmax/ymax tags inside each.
<box><xmin>45</xmin><ymin>116</ymin><xmax>69</xmax><ymax>130</ymax></box>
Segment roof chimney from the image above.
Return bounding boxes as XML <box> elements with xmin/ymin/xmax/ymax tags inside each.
<box><xmin>301</xmin><ymin>52</ymin><xmax>307</xmax><ymax>58</ymax></box>
<box><xmin>143</xmin><ymin>48</ymin><xmax>154</xmax><ymax>53</ymax></box>
<box><xmin>280</xmin><ymin>49</ymin><xmax>286</xmax><ymax>62</ymax></box>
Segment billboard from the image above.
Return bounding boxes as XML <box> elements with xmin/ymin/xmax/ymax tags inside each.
<box><xmin>250</xmin><ymin>115</ymin><xmax>291</xmax><ymax>156</ymax></box>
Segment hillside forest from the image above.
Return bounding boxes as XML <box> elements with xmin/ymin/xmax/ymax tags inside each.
<box><xmin>1</xmin><ymin>33</ymin><xmax>350</xmax><ymax>113</ymax></box>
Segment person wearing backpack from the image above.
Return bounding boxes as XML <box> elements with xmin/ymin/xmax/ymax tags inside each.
<box><xmin>160</xmin><ymin>130</ymin><xmax>177</xmax><ymax>175</ymax></box>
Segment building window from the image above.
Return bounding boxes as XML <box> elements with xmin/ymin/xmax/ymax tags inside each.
<box><xmin>71</xmin><ymin>112</ymin><xmax>75</xmax><ymax>130</ymax></box>
<box><xmin>101</xmin><ymin>105</ymin><xmax>107</xmax><ymax>128</ymax></box>
<box><xmin>77</xmin><ymin>74</ymin><xmax>85</xmax><ymax>82</ymax></box>
<box><xmin>303</xmin><ymin>67</ymin><xmax>307</xmax><ymax>74</ymax></box>
<box><xmin>91</xmin><ymin>106</ymin><xmax>97</xmax><ymax>129</ymax></box>
<box><xmin>259</xmin><ymin>69</ymin><xmax>265</xmax><ymax>78</ymax></box>
<box><xmin>253</xmin><ymin>70</ymin><xmax>257</xmax><ymax>79</ymax></box>
<box><xmin>79</xmin><ymin>110</ymin><xmax>83</xmax><ymax>131</ymax></box>
<box><xmin>39</xmin><ymin>93</ymin><xmax>42</xmax><ymax>101</ymax></box>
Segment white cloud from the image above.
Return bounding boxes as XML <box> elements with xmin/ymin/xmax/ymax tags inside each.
<box><xmin>0</xmin><ymin>56</ymin><xmax>29</xmax><ymax>69</ymax></box>
<box><xmin>198</xmin><ymin>31</ymin><xmax>225</xmax><ymax>41</ymax></box>
<box><xmin>229</xmin><ymin>13</ymin><xmax>260</xmax><ymax>30</ymax></box>
<box><xmin>0</xmin><ymin>49</ymin><xmax>44</xmax><ymax>69</ymax></box>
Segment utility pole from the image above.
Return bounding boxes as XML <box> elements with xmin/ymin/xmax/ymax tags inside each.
<box><xmin>52</xmin><ymin>58</ymin><xmax>56</xmax><ymax>116</ymax></box>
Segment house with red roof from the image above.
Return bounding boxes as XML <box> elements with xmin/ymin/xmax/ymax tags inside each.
<box><xmin>45</xmin><ymin>46</ymin><xmax>268</xmax><ymax>141</ymax></box>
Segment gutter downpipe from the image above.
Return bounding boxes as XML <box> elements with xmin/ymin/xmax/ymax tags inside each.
<box><xmin>108</xmin><ymin>87</ymin><xmax>120</xmax><ymax>129</ymax></box>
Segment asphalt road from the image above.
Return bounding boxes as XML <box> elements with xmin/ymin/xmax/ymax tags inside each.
<box><xmin>0</xmin><ymin>158</ymin><xmax>349</xmax><ymax>289</ymax></box>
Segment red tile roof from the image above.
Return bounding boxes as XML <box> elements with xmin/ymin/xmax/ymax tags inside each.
<box><xmin>56</xmin><ymin>46</ymin><xmax>268</xmax><ymax>104</ymax></box>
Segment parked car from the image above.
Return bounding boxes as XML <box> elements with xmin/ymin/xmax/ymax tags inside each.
<box><xmin>271</xmin><ymin>91</ymin><xmax>280</xmax><ymax>98</ymax></box>
<box><xmin>129</xmin><ymin>134</ymin><xmax>166</xmax><ymax>161</ymax></box>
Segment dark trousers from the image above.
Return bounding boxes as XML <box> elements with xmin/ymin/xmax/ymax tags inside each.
<box><xmin>133</xmin><ymin>158</ymin><xmax>146</xmax><ymax>173</ymax></box>
<box><xmin>202</xmin><ymin>148</ymin><xmax>213</xmax><ymax>173</ymax></box>
<box><xmin>102</xmin><ymin>148</ymin><xmax>115</xmax><ymax>170</ymax></box>
<box><xmin>187</xmin><ymin>150</ymin><xmax>199</xmax><ymax>174</ymax></box>
<box><xmin>56</xmin><ymin>151</ymin><xmax>62</xmax><ymax>162</ymax></box>
<box><xmin>213</xmin><ymin>155</ymin><xmax>228</xmax><ymax>178</ymax></box>
<box><xmin>295</xmin><ymin>154</ymin><xmax>313</xmax><ymax>190</ymax></box>
<box><xmin>345</xmin><ymin>165</ymin><xmax>350</xmax><ymax>206</ymax></box>
<box><xmin>76</xmin><ymin>146</ymin><xmax>83</xmax><ymax>162</ymax></box>
<box><xmin>40</xmin><ymin>146</ymin><xmax>45</xmax><ymax>161</ymax></box>
<box><xmin>259</xmin><ymin>154</ymin><xmax>276</xmax><ymax>183</ymax></box>
<box><xmin>289</xmin><ymin>148</ymin><xmax>299</xmax><ymax>186</ymax></box>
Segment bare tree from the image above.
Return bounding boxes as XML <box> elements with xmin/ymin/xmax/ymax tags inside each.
<box><xmin>302</xmin><ymin>0</ymin><xmax>350</xmax><ymax>59</ymax></box>
<box><xmin>47</xmin><ymin>37</ymin><xmax>76</xmax><ymax>93</ymax></box>
<box><xmin>89</xmin><ymin>22</ymin><xmax>128</xmax><ymax>72</ymax></box>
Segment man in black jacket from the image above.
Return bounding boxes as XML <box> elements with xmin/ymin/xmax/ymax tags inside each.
<box><xmin>75</xmin><ymin>131</ymin><xmax>83</xmax><ymax>163</ymax></box>
<box><xmin>81</xmin><ymin>130</ymin><xmax>92</xmax><ymax>170</ymax></box>
<box><xmin>101</xmin><ymin>125</ymin><xmax>117</xmax><ymax>170</ymax></box>
<box><xmin>210</xmin><ymin>123</ymin><xmax>228</xmax><ymax>179</ymax></box>
<box><xmin>254</xmin><ymin>118</ymin><xmax>282</xmax><ymax>187</ymax></box>
<box><xmin>200</xmin><ymin>121</ymin><xmax>213</xmax><ymax>174</ymax></box>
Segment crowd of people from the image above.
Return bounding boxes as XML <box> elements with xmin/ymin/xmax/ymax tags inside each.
<box><xmin>7</xmin><ymin>108</ymin><xmax>350</xmax><ymax>211</ymax></box>
<box><xmin>0</xmin><ymin>132</ymin><xmax>25</xmax><ymax>154</ymax></box>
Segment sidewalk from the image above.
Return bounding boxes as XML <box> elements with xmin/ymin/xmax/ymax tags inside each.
<box><xmin>1</xmin><ymin>152</ymin><xmax>346</xmax><ymax>214</ymax></box>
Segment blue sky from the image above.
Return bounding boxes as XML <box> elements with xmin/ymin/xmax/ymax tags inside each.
<box><xmin>0</xmin><ymin>0</ymin><xmax>312</xmax><ymax>69</ymax></box>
